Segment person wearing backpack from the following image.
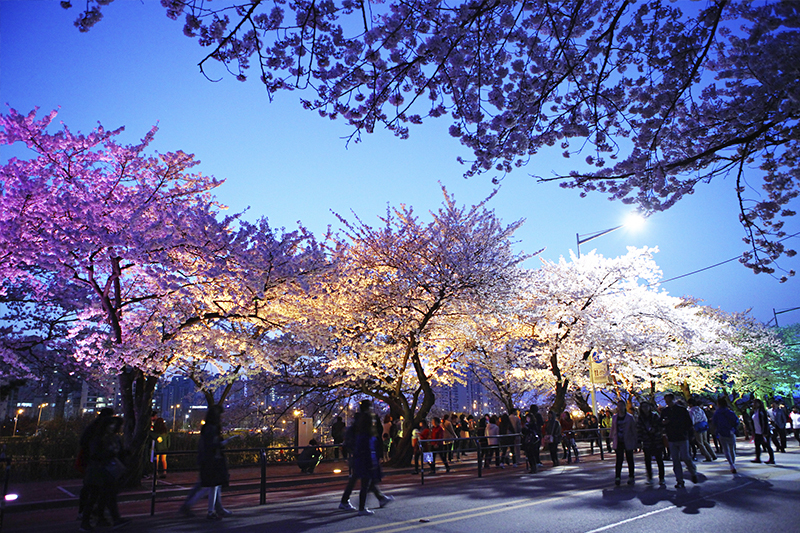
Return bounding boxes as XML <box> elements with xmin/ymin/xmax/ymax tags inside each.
<box><xmin>688</xmin><ymin>398</ymin><xmax>716</xmax><ymax>462</ymax></box>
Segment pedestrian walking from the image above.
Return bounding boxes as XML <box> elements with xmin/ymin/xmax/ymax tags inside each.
<box><xmin>430</xmin><ymin>417</ymin><xmax>450</xmax><ymax>474</ymax></box>
<box><xmin>637</xmin><ymin>401</ymin><xmax>665</xmax><ymax>485</ymax></box>
<box><xmin>688</xmin><ymin>398</ymin><xmax>717</xmax><ymax>462</ymax></box>
<box><xmin>339</xmin><ymin>400</ymin><xmax>393</xmax><ymax>512</ymax></box>
<box><xmin>352</xmin><ymin>401</ymin><xmax>393</xmax><ymax>516</ymax></box>
<box><xmin>791</xmin><ymin>406</ymin><xmax>800</xmax><ymax>446</ymax></box>
<box><xmin>751</xmin><ymin>399</ymin><xmax>775</xmax><ymax>464</ymax></box>
<box><xmin>77</xmin><ymin>407</ymin><xmax>114</xmax><ymax>525</ymax></box>
<box><xmin>411</xmin><ymin>419</ymin><xmax>430</xmax><ymax>475</ymax></box>
<box><xmin>661</xmin><ymin>393</ymin><xmax>698</xmax><ymax>489</ymax></box>
<box><xmin>80</xmin><ymin>416</ymin><xmax>130</xmax><ymax>531</ymax></box>
<box><xmin>769</xmin><ymin>401</ymin><xmax>788</xmax><ymax>453</ymax></box>
<box><xmin>712</xmin><ymin>397</ymin><xmax>739</xmax><ymax>473</ymax></box>
<box><xmin>180</xmin><ymin>405</ymin><xmax>238</xmax><ymax>520</ymax></box>
<box><xmin>584</xmin><ymin>412</ymin><xmax>601</xmax><ymax>455</ymax></box>
<box><xmin>611</xmin><ymin>400</ymin><xmax>637</xmax><ymax>485</ymax></box>
<box><xmin>560</xmin><ymin>411</ymin><xmax>579</xmax><ymax>464</ymax></box>
<box><xmin>509</xmin><ymin>408</ymin><xmax>522</xmax><ymax>466</ymax></box>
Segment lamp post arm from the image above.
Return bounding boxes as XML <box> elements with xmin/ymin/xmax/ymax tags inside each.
<box><xmin>577</xmin><ymin>224</ymin><xmax>625</xmax><ymax>258</ymax></box>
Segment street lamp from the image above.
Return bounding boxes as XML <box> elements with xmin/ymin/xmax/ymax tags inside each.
<box><xmin>172</xmin><ymin>404</ymin><xmax>180</xmax><ymax>432</ymax></box>
<box><xmin>576</xmin><ymin>212</ymin><xmax>646</xmax><ymax>257</ymax></box>
<box><xmin>36</xmin><ymin>403</ymin><xmax>48</xmax><ymax>431</ymax></box>
<box><xmin>12</xmin><ymin>409</ymin><xmax>23</xmax><ymax>436</ymax></box>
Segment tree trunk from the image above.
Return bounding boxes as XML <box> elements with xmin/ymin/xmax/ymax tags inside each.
<box><xmin>119</xmin><ymin>367</ymin><xmax>158</xmax><ymax>487</ymax></box>
<box><xmin>551</xmin><ymin>379</ymin><xmax>570</xmax><ymax>414</ymax></box>
<box><xmin>572</xmin><ymin>390</ymin><xmax>592</xmax><ymax>415</ymax></box>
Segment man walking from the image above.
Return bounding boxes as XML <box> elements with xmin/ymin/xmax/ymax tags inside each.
<box><xmin>661</xmin><ymin>393</ymin><xmax>698</xmax><ymax>489</ymax></box>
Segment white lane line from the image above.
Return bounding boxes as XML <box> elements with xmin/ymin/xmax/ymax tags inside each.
<box><xmin>57</xmin><ymin>486</ymin><xmax>77</xmax><ymax>498</ymax></box>
<box><xmin>583</xmin><ymin>481</ymin><xmax>756</xmax><ymax>533</ymax></box>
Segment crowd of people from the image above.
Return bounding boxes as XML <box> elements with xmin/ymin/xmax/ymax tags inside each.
<box><xmin>335</xmin><ymin>395</ymin><xmax>798</xmax><ymax>496</ymax></box>
<box><xmin>72</xmin><ymin>395</ymin><xmax>798</xmax><ymax>527</ymax></box>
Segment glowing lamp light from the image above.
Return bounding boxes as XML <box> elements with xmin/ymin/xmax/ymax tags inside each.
<box><xmin>5</xmin><ymin>493</ymin><xmax>19</xmax><ymax>502</ymax></box>
<box><xmin>624</xmin><ymin>212</ymin><xmax>646</xmax><ymax>231</ymax></box>
<box><xmin>333</xmin><ymin>469</ymin><xmax>342</xmax><ymax>474</ymax></box>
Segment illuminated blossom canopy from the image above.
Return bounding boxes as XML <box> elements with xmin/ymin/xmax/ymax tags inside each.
<box><xmin>0</xmin><ymin>108</ymin><xmax>322</xmax><ymax>459</ymax></box>
<box><xmin>64</xmin><ymin>0</ymin><xmax>799</xmax><ymax>277</ymax></box>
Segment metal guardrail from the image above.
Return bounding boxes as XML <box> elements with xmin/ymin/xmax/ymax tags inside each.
<box><xmin>147</xmin><ymin>443</ymin><xmax>338</xmax><ymax>516</ymax></box>
<box><xmin>417</xmin><ymin>428</ymin><xmax>607</xmax><ymax>485</ymax></box>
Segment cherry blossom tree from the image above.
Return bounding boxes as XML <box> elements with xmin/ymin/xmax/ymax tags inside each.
<box><xmin>289</xmin><ymin>188</ymin><xmax>530</xmax><ymax>462</ymax></box>
<box><xmin>511</xmin><ymin>247</ymin><xmax>740</xmax><ymax>412</ymax></box>
<box><xmin>64</xmin><ymin>0</ymin><xmax>799</xmax><ymax>276</ymax></box>
<box><xmin>0</xmin><ymin>108</ymin><xmax>323</xmax><ymax>477</ymax></box>
<box><xmin>705</xmin><ymin>310</ymin><xmax>794</xmax><ymax>403</ymax></box>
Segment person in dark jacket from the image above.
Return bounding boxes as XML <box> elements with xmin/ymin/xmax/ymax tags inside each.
<box><xmin>611</xmin><ymin>401</ymin><xmax>637</xmax><ymax>485</ymax></box>
<box><xmin>661</xmin><ymin>393</ymin><xmax>698</xmax><ymax>488</ymax></box>
<box><xmin>712</xmin><ymin>397</ymin><xmax>740</xmax><ymax>473</ymax></box>
<box><xmin>521</xmin><ymin>413</ymin><xmax>541</xmax><ymax>473</ymax></box>
<box><xmin>637</xmin><ymin>401</ymin><xmax>665</xmax><ymax>485</ymax></box>
<box><xmin>77</xmin><ymin>407</ymin><xmax>114</xmax><ymax>524</ymax></box>
<box><xmin>180</xmin><ymin>405</ymin><xmax>239</xmax><ymax>520</ymax></box>
<box><xmin>352</xmin><ymin>401</ymin><xmax>393</xmax><ymax>516</ymax></box>
<box><xmin>339</xmin><ymin>400</ymin><xmax>393</xmax><ymax>512</ymax></box>
<box><xmin>331</xmin><ymin>416</ymin><xmax>346</xmax><ymax>460</ymax></box>
<box><xmin>297</xmin><ymin>438</ymin><xmax>322</xmax><ymax>473</ymax></box>
<box><xmin>751</xmin><ymin>399</ymin><xmax>775</xmax><ymax>464</ymax></box>
<box><xmin>80</xmin><ymin>416</ymin><xmax>129</xmax><ymax>531</ymax></box>
<box><xmin>544</xmin><ymin>410</ymin><xmax>562</xmax><ymax>467</ymax></box>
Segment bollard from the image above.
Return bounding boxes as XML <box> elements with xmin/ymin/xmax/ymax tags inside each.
<box><xmin>259</xmin><ymin>449</ymin><xmax>267</xmax><ymax>505</ymax></box>
<box><xmin>150</xmin><ymin>448</ymin><xmax>158</xmax><ymax>516</ymax></box>
<box><xmin>476</xmin><ymin>440</ymin><xmax>482</xmax><ymax>478</ymax></box>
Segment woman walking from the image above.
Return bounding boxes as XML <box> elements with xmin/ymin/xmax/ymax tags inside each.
<box><xmin>181</xmin><ymin>405</ymin><xmax>237</xmax><ymax>519</ymax></box>
<box><xmin>352</xmin><ymin>401</ymin><xmax>392</xmax><ymax>515</ymax></box>
<box><xmin>751</xmin><ymin>399</ymin><xmax>775</xmax><ymax>464</ymax></box>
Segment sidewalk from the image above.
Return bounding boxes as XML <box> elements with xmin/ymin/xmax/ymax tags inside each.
<box><xmin>2</xmin><ymin>446</ymin><xmax>600</xmax><ymax>529</ymax></box>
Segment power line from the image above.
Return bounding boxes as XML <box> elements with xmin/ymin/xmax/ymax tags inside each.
<box><xmin>659</xmin><ymin>255</ymin><xmax>740</xmax><ymax>284</ymax></box>
<box><xmin>659</xmin><ymin>230</ymin><xmax>800</xmax><ymax>286</ymax></box>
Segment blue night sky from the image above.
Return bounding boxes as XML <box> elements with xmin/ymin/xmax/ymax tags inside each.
<box><xmin>1</xmin><ymin>0</ymin><xmax>798</xmax><ymax>326</ymax></box>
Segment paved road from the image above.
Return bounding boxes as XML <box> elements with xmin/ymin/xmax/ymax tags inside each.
<box><xmin>4</xmin><ymin>442</ymin><xmax>798</xmax><ymax>533</ymax></box>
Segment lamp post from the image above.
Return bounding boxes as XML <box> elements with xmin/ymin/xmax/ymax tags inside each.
<box><xmin>36</xmin><ymin>403</ymin><xmax>48</xmax><ymax>431</ymax></box>
<box><xmin>172</xmin><ymin>404</ymin><xmax>180</xmax><ymax>432</ymax></box>
<box><xmin>12</xmin><ymin>409</ymin><xmax>23</xmax><ymax>436</ymax></box>
<box><xmin>576</xmin><ymin>214</ymin><xmax>645</xmax><ymax>416</ymax></box>
<box><xmin>576</xmin><ymin>213</ymin><xmax>646</xmax><ymax>257</ymax></box>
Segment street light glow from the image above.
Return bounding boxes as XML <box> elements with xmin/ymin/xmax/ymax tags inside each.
<box><xmin>624</xmin><ymin>212</ymin><xmax>646</xmax><ymax>231</ymax></box>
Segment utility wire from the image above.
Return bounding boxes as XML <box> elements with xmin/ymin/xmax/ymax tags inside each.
<box><xmin>659</xmin><ymin>230</ymin><xmax>800</xmax><ymax>285</ymax></box>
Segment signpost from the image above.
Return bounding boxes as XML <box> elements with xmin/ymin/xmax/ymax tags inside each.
<box><xmin>589</xmin><ymin>349</ymin><xmax>610</xmax><ymax>416</ymax></box>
